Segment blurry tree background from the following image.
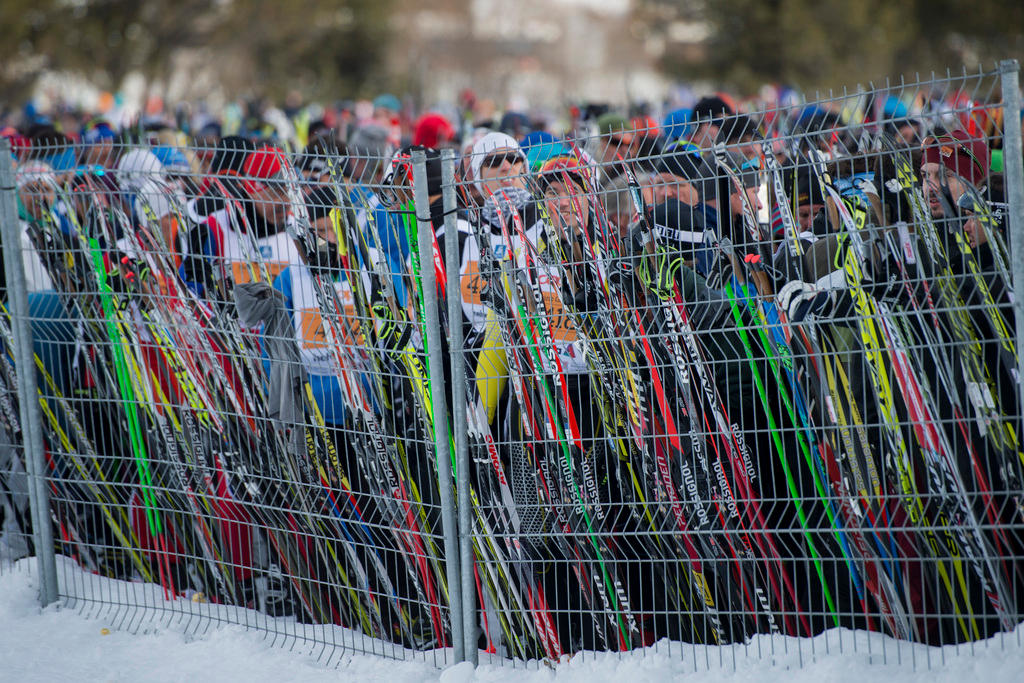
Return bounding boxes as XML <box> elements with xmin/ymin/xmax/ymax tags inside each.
<box><xmin>0</xmin><ymin>0</ymin><xmax>393</xmax><ymax>103</ymax></box>
<box><xmin>641</xmin><ymin>0</ymin><xmax>1024</xmax><ymax>92</ymax></box>
<box><xmin>0</xmin><ymin>0</ymin><xmax>1021</xmax><ymax>105</ymax></box>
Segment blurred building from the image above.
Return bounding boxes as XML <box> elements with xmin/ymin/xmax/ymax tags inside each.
<box><xmin>388</xmin><ymin>0</ymin><xmax>680</xmax><ymax>111</ymax></box>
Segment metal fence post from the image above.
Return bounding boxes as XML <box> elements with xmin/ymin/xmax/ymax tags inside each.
<box><xmin>0</xmin><ymin>139</ymin><xmax>58</xmax><ymax>605</ymax></box>
<box><xmin>411</xmin><ymin>149</ymin><xmax>464</xmax><ymax>662</ymax></box>
<box><xmin>1000</xmin><ymin>60</ymin><xmax>1024</xmax><ymax>413</ymax></box>
<box><xmin>440</xmin><ymin>150</ymin><xmax>479</xmax><ymax>665</ymax></box>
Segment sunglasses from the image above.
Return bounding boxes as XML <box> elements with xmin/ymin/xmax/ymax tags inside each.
<box><xmin>482</xmin><ymin>151</ymin><xmax>523</xmax><ymax>169</ymax></box>
<box><xmin>955</xmin><ymin>187</ymin><xmax>993</xmax><ymax>215</ymax></box>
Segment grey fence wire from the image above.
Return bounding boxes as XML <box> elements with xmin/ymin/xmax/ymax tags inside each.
<box><xmin>0</xmin><ymin>61</ymin><xmax>1022</xmax><ymax>671</ymax></box>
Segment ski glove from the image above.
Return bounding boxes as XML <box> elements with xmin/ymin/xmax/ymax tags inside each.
<box><xmin>777</xmin><ymin>279</ymin><xmax>834</xmax><ymax>322</ymax></box>
<box><xmin>856</xmin><ymin>247</ymin><xmax>905</xmax><ymax>305</ymax></box>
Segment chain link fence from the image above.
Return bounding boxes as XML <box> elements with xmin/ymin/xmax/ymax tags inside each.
<box><xmin>1</xmin><ymin>61</ymin><xmax>1022</xmax><ymax>671</ymax></box>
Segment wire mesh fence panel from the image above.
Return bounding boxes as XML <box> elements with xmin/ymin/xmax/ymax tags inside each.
<box><xmin>0</xmin><ymin>62</ymin><xmax>1022</xmax><ymax>672</ymax></box>
<box><xmin>0</xmin><ymin>335</ymin><xmax>32</xmax><ymax>571</ymax></box>
<box><xmin>448</xmin><ymin>62</ymin><xmax>1024</xmax><ymax>667</ymax></box>
<box><xmin>2</xmin><ymin>136</ymin><xmax>459</xmax><ymax>666</ymax></box>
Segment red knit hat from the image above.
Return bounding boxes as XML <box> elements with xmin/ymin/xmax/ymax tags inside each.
<box><xmin>242</xmin><ymin>145</ymin><xmax>286</xmax><ymax>195</ymax></box>
<box><xmin>413</xmin><ymin>113</ymin><xmax>455</xmax><ymax>149</ymax></box>
<box><xmin>922</xmin><ymin>129</ymin><xmax>990</xmax><ymax>187</ymax></box>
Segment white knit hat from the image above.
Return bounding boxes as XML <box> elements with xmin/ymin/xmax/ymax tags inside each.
<box><xmin>116</xmin><ymin>148</ymin><xmax>165</xmax><ymax>191</ymax></box>
<box><xmin>469</xmin><ymin>131</ymin><xmax>524</xmax><ymax>193</ymax></box>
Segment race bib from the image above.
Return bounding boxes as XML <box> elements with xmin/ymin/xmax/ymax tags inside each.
<box><xmin>231</xmin><ymin>260</ymin><xmax>288</xmax><ymax>286</ymax></box>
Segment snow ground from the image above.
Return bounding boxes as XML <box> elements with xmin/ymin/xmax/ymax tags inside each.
<box><xmin>2</xmin><ymin>556</ymin><xmax>1022</xmax><ymax>682</ymax></box>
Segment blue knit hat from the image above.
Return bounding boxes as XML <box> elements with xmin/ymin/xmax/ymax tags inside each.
<box><xmin>373</xmin><ymin>94</ymin><xmax>401</xmax><ymax>113</ymax></box>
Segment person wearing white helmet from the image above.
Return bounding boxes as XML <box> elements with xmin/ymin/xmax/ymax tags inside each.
<box><xmin>131</xmin><ymin>178</ymin><xmax>184</xmax><ymax>266</ymax></box>
<box><xmin>116</xmin><ymin>148</ymin><xmax>166</xmax><ymax>193</ymax></box>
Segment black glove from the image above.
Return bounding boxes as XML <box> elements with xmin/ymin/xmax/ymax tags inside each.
<box><xmin>562</xmin><ymin>275</ymin><xmax>600</xmax><ymax>315</ymax></box>
<box><xmin>858</xmin><ymin>246</ymin><xmax>904</xmax><ymax>304</ymax></box>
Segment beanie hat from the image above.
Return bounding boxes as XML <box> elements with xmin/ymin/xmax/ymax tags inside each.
<box><xmin>469</xmin><ymin>132</ymin><xmax>524</xmax><ymax>193</ymax></box>
<box><xmin>596</xmin><ymin>113</ymin><xmax>633</xmax><ymax>140</ymax></box>
<box><xmin>691</xmin><ymin>96</ymin><xmax>733</xmax><ymax>125</ymax></box>
<box><xmin>657</xmin><ymin>142</ymin><xmax>714</xmax><ymax>200</ymax></box>
<box><xmin>117</xmin><ymin>148</ymin><xmax>165</xmax><ymax>191</ymax></box>
<box><xmin>651</xmin><ymin>199</ymin><xmax>708</xmax><ymax>248</ymax></box>
<box><xmin>661</xmin><ymin>108</ymin><xmax>692</xmax><ymax>146</ymax></box>
<box><xmin>632</xmin><ymin>115</ymin><xmax>659</xmax><ymax>139</ymax></box>
<box><xmin>499</xmin><ymin>111</ymin><xmax>530</xmax><ymax>136</ymax></box>
<box><xmin>526</xmin><ymin>141</ymin><xmax>571</xmax><ymax>173</ymax></box>
<box><xmin>519</xmin><ymin>130</ymin><xmax>558</xmax><ymax>153</ymax></box>
<box><xmin>14</xmin><ymin>161</ymin><xmax>55</xmax><ymax>190</ymax></box>
<box><xmin>210</xmin><ymin>136</ymin><xmax>255</xmax><ymax>174</ymax></box>
<box><xmin>716</xmin><ymin>114</ymin><xmax>759</xmax><ymax>145</ymax></box>
<box><xmin>520</xmin><ymin>131</ymin><xmax>564</xmax><ymax>170</ymax></box>
<box><xmin>372</xmin><ymin>94</ymin><xmax>401</xmax><ymax>113</ymax></box>
<box><xmin>348</xmin><ymin>124</ymin><xmax>392</xmax><ymax>159</ymax></box>
<box><xmin>537</xmin><ymin>155</ymin><xmax>590</xmax><ymax>193</ymax></box>
<box><xmin>82</xmin><ymin>120</ymin><xmax>116</xmax><ymax>145</ymax></box>
<box><xmin>152</xmin><ymin>146</ymin><xmax>191</xmax><ymax>174</ymax></box>
<box><xmin>298</xmin><ymin>152</ymin><xmax>329</xmax><ymax>178</ymax></box>
<box><xmin>795</xmin><ymin>171</ymin><xmax>825</xmax><ymax>207</ymax></box>
<box><xmin>413</xmin><ymin>113</ymin><xmax>456</xmax><ymax>148</ymax></box>
<box><xmin>922</xmin><ymin>129</ymin><xmax>990</xmax><ymax>188</ymax></box>
<box><xmin>242</xmin><ymin>145</ymin><xmax>286</xmax><ymax>195</ymax></box>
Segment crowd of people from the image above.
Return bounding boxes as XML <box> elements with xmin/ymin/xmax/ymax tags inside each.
<box><xmin>0</xmin><ymin>80</ymin><xmax>1022</xmax><ymax>658</ymax></box>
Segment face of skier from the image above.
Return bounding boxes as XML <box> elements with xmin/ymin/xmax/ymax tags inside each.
<box><xmin>17</xmin><ymin>179</ymin><xmax>55</xmax><ymax>222</ymax></box>
<box><xmin>690</xmin><ymin>121</ymin><xmax>720</xmax><ymax>152</ymax></box>
<box><xmin>251</xmin><ymin>181</ymin><xmax>289</xmax><ymax>226</ymax></box>
<box><xmin>729</xmin><ymin>182</ymin><xmax>762</xmax><ymax>218</ymax></box>
<box><xmin>347</xmin><ymin>156</ymin><xmax>384</xmax><ymax>186</ymax></box>
<box><xmin>897</xmin><ymin>122</ymin><xmax>918</xmax><ymax>146</ymax></box>
<box><xmin>921</xmin><ymin>162</ymin><xmax>969</xmax><ymax>220</ymax></box>
<box><xmin>649</xmin><ymin>172</ymin><xmax>700</xmax><ymax>206</ymax></box>
<box><xmin>797</xmin><ymin>203</ymin><xmax>823</xmax><ymax>230</ymax></box>
<box><xmin>478</xmin><ymin>148</ymin><xmax>526</xmax><ymax>196</ymax></box>
<box><xmin>955</xmin><ymin>193</ymin><xmax>990</xmax><ymax>249</ymax></box>
<box><xmin>961</xmin><ymin>212</ymin><xmax>988</xmax><ymax>248</ymax></box>
<box><xmin>83</xmin><ymin>139</ymin><xmax>115</xmax><ymax>168</ymax></box>
<box><xmin>599</xmin><ymin>132</ymin><xmax>639</xmax><ymax>165</ymax></box>
<box><xmin>313</xmin><ymin>214</ymin><xmax>337</xmax><ymax>245</ymax></box>
<box><xmin>733</xmin><ymin>134</ymin><xmax>760</xmax><ymax>162</ymax></box>
<box><xmin>543</xmin><ymin>178</ymin><xmax>589</xmax><ymax>232</ymax></box>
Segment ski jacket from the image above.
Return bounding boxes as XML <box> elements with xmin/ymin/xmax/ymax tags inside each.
<box><xmin>179</xmin><ymin>204</ymin><xmax>301</xmax><ymax>300</ymax></box>
<box><xmin>270</xmin><ymin>263</ymin><xmax>373</xmax><ymax>426</ymax></box>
